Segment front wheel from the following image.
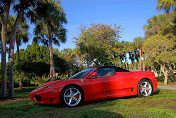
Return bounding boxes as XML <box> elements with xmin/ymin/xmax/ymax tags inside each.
<box><xmin>60</xmin><ymin>86</ymin><xmax>83</xmax><ymax>107</ymax></box>
<box><xmin>137</xmin><ymin>79</ymin><xmax>153</xmax><ymax>97</ymax></box>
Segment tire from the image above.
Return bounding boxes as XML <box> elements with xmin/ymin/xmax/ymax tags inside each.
<box><xmin>60</xmin><ymin>86</ymin><xmax>83</xmax><ymax>107</ymax></box>
<box><xmin>137</xmin><ymin>79</ymin><xmax>153</xmax><ymax>97</ymax></box>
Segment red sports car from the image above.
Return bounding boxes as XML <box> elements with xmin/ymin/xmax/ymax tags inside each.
<box><xmin>29</xmin><ymin>66</ymin><xmax>157</xmax><ymax>107</ymax></box>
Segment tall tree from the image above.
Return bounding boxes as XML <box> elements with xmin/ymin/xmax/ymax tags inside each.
<box><xmin>156</xmin><ymin>0</ymin><xmax>176</xmax><ymax>13</ymax></box>
<box><xmin>74</xmin><ymin>24</ymin><xmax>121</xmax><ymax>67</ymax></box>
<box><xmin>0</xmin><ymin>0</ymin><xmax>11</xmax><ymax>98</ymax></box>
<box><xmin>144</xmin><ymin>10</ymin><xmax>176</xmax><ymax>84</ymax></box>
<box><xmin>117</xmin><ymin>41</ymin><xmax>130</xmax><ymax>69</ymax></box>
<box><xmin>8</xmin><ymin>0</ymin><xmax>36</xmax><ymax>98</ymax></box>
<box><xmin>134</xmin><ymin>37</ymin><xmax>143</xmax><ymax>71</ymax></box>
<box><xmin>143</xmin><ymin>35</ymin><xmax>176</xmax><ymax>85</ymax></box>
<box><xmin>5</xmin><ymin>16</ymin><xmax>29</xmax><ymax>89</ymax></box>
<box><xmin>31</xmin><ymin>0</ymin><xmax>67</xmax><ymax>81</ymax></box>
<box><xmin>16</xmin><ymin>18</ymin><xmax>29</xmax><ymax>89</ymax></box>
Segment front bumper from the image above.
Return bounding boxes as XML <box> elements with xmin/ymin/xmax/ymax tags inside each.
<box><xmin>29</xmin><ymin>88</ymin><xmax>61</xmax><ymax>104</ymax></box>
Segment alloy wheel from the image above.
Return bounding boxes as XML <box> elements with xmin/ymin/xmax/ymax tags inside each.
<box><xmin>63</xmin><ymin>87</ymin><xmax>82</xmax><ymax>107</ymax></box>
<box><xmin>139</xmin><ymin>81</ymin><xmax>152</xmax><ymax>96</ymax></box>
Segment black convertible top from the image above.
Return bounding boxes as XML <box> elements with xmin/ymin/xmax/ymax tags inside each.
<box><xmin>97</xmin><ymin>66</ymin><xmax>130</xmax><ymax>72</ymax></box>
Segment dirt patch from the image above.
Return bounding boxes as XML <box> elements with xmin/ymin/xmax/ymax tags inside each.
<box><xmin>160</xmin><ymin>99</ymin><xmax>176</xmax><ymax>110</ymax></box>
<box><xmin>157</xmin><ymin>85</ymin><xmax>176</xmax><ymax>90</ymax></box>
<box><xmin>168</xmin><ymin>82</ymin><xmax>176</xmax><ymax>86</ymax></box>
<box><xmin>0</xmin><ymin>97</ymin><xmax>30</xmax><ymax>104</ymax></box>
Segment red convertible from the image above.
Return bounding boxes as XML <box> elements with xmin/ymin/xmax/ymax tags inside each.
<box><xmin>30</xmin><ymin>66</ymin><xmax>157</xmax><ymax>107</ymax></box>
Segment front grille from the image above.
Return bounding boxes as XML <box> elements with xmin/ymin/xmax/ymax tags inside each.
<box><xmin>35</xmin><ymin>95</ymin><xmax>42</xmax><ymax>101</ymax></box>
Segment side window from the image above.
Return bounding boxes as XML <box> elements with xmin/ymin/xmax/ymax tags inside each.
<box><xmin>94</xmin><ymin>68</ymin><xmax>115</xmax><ymax>78</ymax></box>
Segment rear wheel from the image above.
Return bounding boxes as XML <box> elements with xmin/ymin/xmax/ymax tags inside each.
<box><xmin>60</xmin><ymin>86</ymin><xmax>83</xmax><ymax>107</ymax></box>
<box><xmin>137</xmin><ymin>79</ymin><xmax>153</xmax><ymax>97</ymax></box>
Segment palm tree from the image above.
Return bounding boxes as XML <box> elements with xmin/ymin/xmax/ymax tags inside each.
<box><xmin>16</xmin><ymin>18</ymin><xmax>29</xmax><ymax>89</ymax></box>
<box><xmin>31</xmin><ymin>0</ymin><xmax>67</xmax><ymax>81</ymax></box>
<box><xmin>116</xmin><ymin>42</ymin><xmax>125</xmax><ymax>68</ymax></box>
<box><xmin>8</xmin><ymin>0</ymin><xmax>36</xmax><ymax>98</ymax></box>
<box><xmin>156</xmin><ymin>0</ymin><xmax>176</xmax><ymax>13</ymax></box>
<box><xmin>134</xmin><ymin>37</ymin><xmax>143</xmax><ymax>71</ymax></box>
<box><xmin>0</xmin><ymin>0</ymin><xmax>11</xmax><ymax>98</ymax></box>
<box><xmin>119</xmin><ymin>41</ymin><xmax>130</xmax><ymax>69</ymax></box>
<box><xmin>6</xmin><ymin>16</ymin><xmax>29</xmax><ymax>89</ymax></box>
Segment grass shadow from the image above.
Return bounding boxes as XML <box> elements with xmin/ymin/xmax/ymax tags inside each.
<box><xmin>152</xmin><ymin>89</ymin><xmax>160</xmax><ymax>96</ymax></box>
<box><xmin>82</xmin><ymin>95</ymin><xmax>137</xmax><ymax>107</ymax></box>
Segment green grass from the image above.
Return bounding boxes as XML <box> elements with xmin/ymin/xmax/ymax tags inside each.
<box><xmin>0</xmin><ymin>88</ymin><xmax>176</xmax><ymax>118</ymax></box>
<box><xmin>14</xmin><ymin>87</ymin><xmax>37</xmax><ymax>98</ymax></box>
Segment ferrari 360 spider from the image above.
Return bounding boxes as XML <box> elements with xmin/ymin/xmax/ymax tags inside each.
<box><xmin>29</xmin><ymin>66</ymin><xmax>157</xmax><ymax>107</ymax></box>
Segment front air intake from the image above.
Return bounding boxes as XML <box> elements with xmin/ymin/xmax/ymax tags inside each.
<box><xmin>35</xmin><ymin>95</ymin><xmax>42</xmax><ymax>101</ymax></box>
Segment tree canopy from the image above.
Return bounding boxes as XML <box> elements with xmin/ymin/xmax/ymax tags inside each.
<box><xmin>74</xmin><ymin>24</ymin><xmax>122</xmax><ymax>67</ymax></box>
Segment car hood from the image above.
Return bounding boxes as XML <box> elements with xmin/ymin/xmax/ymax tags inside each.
<box><xmin>36</xmin><ymin>80</ymin><xmax>66</xmax><ymax>89</ymax></box>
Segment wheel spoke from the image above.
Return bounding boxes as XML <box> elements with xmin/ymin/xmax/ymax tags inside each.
<box><xmin>73</xmin><ymin>91</ymin><xmax>80</xmax><ymax>97</ymax></box>
<box><xmin>72</xmin><ymin>97</ymin><xmax>78</xmax><ymax>102</ymax></box>
<box><xmin>68</xmin><ymin>98</ymin><xmax>72</xmax><ymax>105</ymax></box>
<box><xmin>64</xmin><ymin>95</ymin><xmax>71</xmax><ymax>98</ymax></box>
<box><xmin>144</xmin><ymin>90</ymin><xmax>148</xmax><ymax>96</ymax></box>
<box><xmin>144</xmin><ymin>82</ymin><xmax>148</xmax><ymax>87</ymax></box>
<box><xmin>70</xmin><ymin>88</ymin><xmax>73</xmax><ymax>95</ymax></box>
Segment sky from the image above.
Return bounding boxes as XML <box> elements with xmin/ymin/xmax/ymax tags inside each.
<box><xmin>17</xmin><ymin>0</ymin><xmax>161</xmax><ymax>52</ymax></box>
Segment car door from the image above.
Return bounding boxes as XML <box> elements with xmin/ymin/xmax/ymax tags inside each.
<box><xmin>106</xmin><ymin>71</ymin><xmax>134</xmax><ymax>98</ymax></box>
<box><xmin>84</xmin><ymin>68</ymin><xmax>116</xmax><ymax>101</ymax></box>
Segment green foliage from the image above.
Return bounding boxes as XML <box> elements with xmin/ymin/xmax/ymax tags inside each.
<box><xmin>134</xmin><ymin>37</ymin><xmax>143</xmax><ymax>49</ymax></box>
<box><xmin>13</xmin><ymin>43</ymin><xmax>48</xmax><ymax>85</ymax></box>
<box><xmin>143</xmin><ymin>10</ymin><xmax>176</xmax><ymax>84</ymax></box>
<box><xmin>15</xmin><ymin>42</ymin><xmax>50</xmax><ymax>76</ymax></box>
<box><xmin>156</xmin><ymin>0</ymin><xmax>176</xmax><ymax>13</ymax></box>
<box><xmin>32</xmin><ymin>0</ymin><xmax>67</xmax><ymax>46</ymax></box>
<box><xmin>143</xmin><ymin>35</ymin><xmax>176</xmax><ymax>64</ymax></box>
<box><xmin>13</xmin><ymin>42</ymin><xmax>79</xmax><ymax>86</ymax></box>
<box><xmin>74</xmin><ymin>24</ymin><xmax>122</xmax><ymax>67</ymax></box>
<box><xmin>144</xmin><ymin>12</ymin><xmax>176</xmax><ymax>36</ymax></box>
<box><xmin>56</xmin><ymin>48</ymin><xmax>79</xmax><ymax>75</ymax></box>
<box><xmin>6</xmin><ymin>15</ymin><xmax>29</xmax><ymax>44</ymax></box>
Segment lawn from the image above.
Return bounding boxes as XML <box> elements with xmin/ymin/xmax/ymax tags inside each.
<box><xmin>0</xmin><ymin>87</ymin><xmax>176</xmax><ymax>118</ymax></box>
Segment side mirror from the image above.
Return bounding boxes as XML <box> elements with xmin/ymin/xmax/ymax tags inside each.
<box><xmin>88</xmin><ymin>72</ymin><xmax>97</xmax><ymax>79</ymax></box>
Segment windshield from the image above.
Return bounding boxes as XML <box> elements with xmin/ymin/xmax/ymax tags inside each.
<box><xmin>69</xmin><ymin>68</ymin><xmax>95</xmax><ymax>79</ymax></box>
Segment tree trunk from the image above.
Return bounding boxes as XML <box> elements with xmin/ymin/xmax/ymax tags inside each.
<box><xmin>87</xmin><ymin>54</ymin><xmax>92</xmax><ymax>67</ymax></box>
<box><xmin>164</xmin><ymin>70</ymin><xmax>168</xmax><ymax>85</ymax></box>
<box><xmin>48</xmin><ymin>22</ymin><xmax>55</xmax><ymax>81</ymax></box>
<box><xmin>131</xmin><ymin>61</ymin><xmax>134</xmax><ymax>71</ymax></box>
<box><xmin>143</xmin><ymin>63</ymin><xmax>145</xmax><ymax>71</ymax></box>
<box><xmin>160</xmin><ymin>64</ymin><xmax>168</xmax><ymax>85</ymax></box>
<box><xmin>168</xmin><ymin>63</ymin><xmax>175</xmax><ymax>82</ymax></box>
<box><xmin>17</xmin><ymin>43</ymin><xmax>22</xmax><ymax>89</ymax></box>
<box><xmin>9</xmin><ymin>11</ymin><xmax>23</xmax><ymax>98</ymax></box>
<box><xmin>133</xmin><ymin>64</ymin><xmax>136</xmax><ymax>71</ymax></box>
<box><xmin>125</xmin><ymin>55</ymin><xmax>128</xmax><ymax>69</ymax></box>
<box><xmin>143</xmin><ymin>57</ymin><xmax>145</xmax><ymax>71</ymax></box>
<box><xmin>139</xmin><ymin>48</ymin><xmax>142</xmax><ymax>71</ymax></box>
<box><xmin>1</xmin><ymin>1</ymin><xmax>11</xmax><ymax>98</ymax></box>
